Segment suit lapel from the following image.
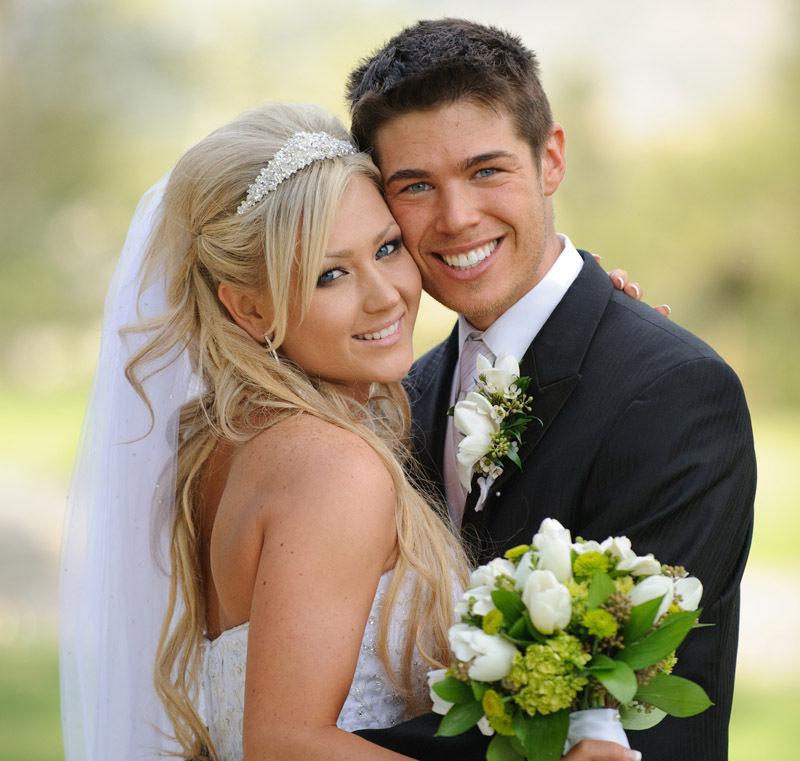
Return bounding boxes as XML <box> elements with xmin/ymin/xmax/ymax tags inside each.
<box><xmin>461</xmin><ymin>251</ymin><xmax>613</xmax><ymax>528</ymax></box>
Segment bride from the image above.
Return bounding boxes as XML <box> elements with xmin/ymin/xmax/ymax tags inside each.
<box><xmin>60</xmin><ymin>102</ymin><xmax>640</xmax><ymax>761</ymax></box>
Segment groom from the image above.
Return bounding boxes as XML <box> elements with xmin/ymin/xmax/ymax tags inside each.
<box><xmin>349</xmin><ymin>18</ymin><xmax>755</xmax><ymax>761</ymax></box>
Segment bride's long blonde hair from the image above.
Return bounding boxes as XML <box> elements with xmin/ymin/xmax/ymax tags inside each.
<box><xmin>124</xmin><ymin>103</ymin><xmax>468</xmax><ymax>760</ymax></box>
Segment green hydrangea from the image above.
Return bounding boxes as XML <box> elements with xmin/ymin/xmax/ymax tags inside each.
<box><xmin>573</xmin><ymin>551</ymin><xmax>612</xmax><ymax>579</ymax></box>
<box><xmin>482</xmin><ymin>688</ymin><xmax>515</xmax><ymax>736</ymax></box>
<box><xmin>581</xmin><ymin>608</ymin><xmax>619</xmax><ymax>639</ymax></box>
<box><xmin>506</xmin><ymin>632</ymin><xmax>590</xmax><ymax>716</ymax></box>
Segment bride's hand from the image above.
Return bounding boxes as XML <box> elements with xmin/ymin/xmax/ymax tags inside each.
<box><xmin>562</xmin><ymin>739</ymin><xmax>642</xmax><ymax>761</ymax></box>
<box><xmin>596</xmin><ymin>255</ymin><xmax>672</xmax><ymax>318</ymax></box>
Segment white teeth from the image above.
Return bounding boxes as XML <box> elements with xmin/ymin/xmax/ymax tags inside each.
<box><xmin>356</xmin><ymin>320</ymin><xmax>400</xmax><ymax>341</ymax></box>
<box><xmin>441</xmin><ymin>239</ymin><xmax>498</xmax><ymax>270</ymax></box>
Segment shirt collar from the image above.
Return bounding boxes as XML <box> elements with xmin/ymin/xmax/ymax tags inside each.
<box><xmin>457</xmin><ymin>234</ymin><xmax>583</xmax><ymax>360</ymax></box>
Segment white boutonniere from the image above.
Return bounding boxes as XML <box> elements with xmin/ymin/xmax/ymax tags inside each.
<box><xmin>450</xmin><ymin>353</ymin><xmax>538</xmax><ymax>510</ymax></box>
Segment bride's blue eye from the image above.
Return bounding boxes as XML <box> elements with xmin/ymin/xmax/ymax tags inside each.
<box><xmin>317</xmin><ymin>267</ymin><xmax>346</xmax><ymax>286</ymax></box>
<box><xmin>376</xmin><ymin>239</ymin><xmax>401</xmax><ymax>260</ymax></box>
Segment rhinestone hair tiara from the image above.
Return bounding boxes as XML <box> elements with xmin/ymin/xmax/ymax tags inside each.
<box><xmin>236</xmin><ymin>131</ymin><xmax>357</xmax><ymax>215</ymax></box>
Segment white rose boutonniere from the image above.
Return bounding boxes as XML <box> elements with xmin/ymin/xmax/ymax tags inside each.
<box><xmin>450</xmin><ymin>353</ymin><xmax>538</xmax><ymax>507</ymax></box>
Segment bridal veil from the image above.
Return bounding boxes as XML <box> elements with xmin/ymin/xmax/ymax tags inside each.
<box><xmin>60</xmin><ymin>177</ymin><xmax>197</xmax><ymax>760</ymax></box>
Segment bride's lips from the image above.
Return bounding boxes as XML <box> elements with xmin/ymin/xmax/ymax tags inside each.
<box><xmin>353</xmin><ymin>316</ymin><xmax>403</xmax><ymax>344</ymax></box>
<box><xmin>434</xmin><ymin>238</ymin><xmax>501</xmax><ymax>274</ymax></box>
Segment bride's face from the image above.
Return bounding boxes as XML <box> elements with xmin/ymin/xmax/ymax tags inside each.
<box><xmin>280</xmin><ymin>175</ymin><xmax>421</xmax><ymax>399</ymax></box>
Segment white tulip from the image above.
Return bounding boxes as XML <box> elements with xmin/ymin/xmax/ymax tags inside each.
<box><xmin>456</xmin><ymin>433</ymin><xmax>493</xmax><ymax>489</ymax></box>
<box><xmin>477</xmin><ymin>352</ymin><xmax>520</xmax><ymax>395</ymax></box>
<box><xmin>469</xmin><ymin>558</ymin><xmax>517</xmax><ymax>588</ymax></box>
<box><xmin>427</xmin><ymin>669</ymin><xmax>453</xmax><ymax>716</ymax></box>
<box><xmin>455</xmin><ymin>586</ymin><xmax>496</xmax><ymax>617</ymax></box>
<box><xmin>572</xmin><ymin>539</ymin><xmax>605</xmax><ymax>555</ymax></box>
<box><xmin>617</xmin><ymin>553</ymin><xmax>662</xmax><ymax>576</ymax></box>
<box><xmin>449</xmin><ymin>623</ymin><xmax>518</xmax><ymax>682</ymax></box>
<box><xmin>536</xmin><ymin>518</ymin><xmax>572</xmax><ymax>542</ymax></box>
<box><xmin>514</xmin><ymin>550</ymin><xmax>536</xmax><ymax>591</ymax></box>
<box><xmin>602</xmin><ymin>535</ymin><xmax>661</xmax><ymax>576</ymax></box>
<box><xmin>521</xmin><ymin>569</ymin><xmax>572</xmax><ymax>634</ymax></box>
<box><xmin>603</xmin><ymin>535</ymin><xmax>633</xmax><ymax>560</ymax></box>
<box><xmin>428</xmin><ymin>665</ymin><xmax>495</xmax><ymax>736</ymax></box>
<box><xmin>629</xmin><ymin>574</ymin><xmax>674</xmax><ymax>620</ymax></box>
<box><xmin>673</xmin><ymin>576</ymin><xmax>703</xmax><ymax>611</ymax></box>
<box><xmin>533</xmin><ymin>519</ymin><xmax>574</xmax><ymax>583</ymax></box>
<box><xmin>453</xmin><ymin>392</ymin><xmax>498</xmax><ymax>437</ymax></box>
<box><xmin>453</xmin><ymin>392</ymin><xmax>500</xmax><ymax>489</ymax></box>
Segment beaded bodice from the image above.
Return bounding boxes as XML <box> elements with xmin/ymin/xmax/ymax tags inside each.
<box><xmin>198</xmin><ymin>572</ymin><xmax>423</xmax><ymax>760</ymax></box>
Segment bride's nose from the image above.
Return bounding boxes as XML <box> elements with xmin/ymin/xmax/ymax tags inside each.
<box><xmin>362</xmin><ymin>267</ymin><xmax>402</xmax><ymax>314</ymax></box>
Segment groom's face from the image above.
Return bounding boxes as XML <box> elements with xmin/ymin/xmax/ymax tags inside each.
<box><xmin>374</xmin><ymin>100</ymin><xmax>566</xmax><ymax>330</ymax></box>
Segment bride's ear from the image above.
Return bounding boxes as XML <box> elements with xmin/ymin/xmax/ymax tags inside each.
<box><xmin>218</xmin><ymin>282</ymin><xmax>273</xmax><ymax>342</ymax></box>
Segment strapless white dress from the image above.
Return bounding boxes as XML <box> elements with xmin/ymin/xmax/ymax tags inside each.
<box><xmin>198</xmin><ymin>572</ymin><xmax>424</xmax><ymax>761</ymax></box>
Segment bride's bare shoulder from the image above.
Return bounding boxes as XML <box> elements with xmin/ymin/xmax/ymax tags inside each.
<box><xmin>226</xmin><ymin>413</ymin><xmax>395</xmax><ymax>520</ymax></box>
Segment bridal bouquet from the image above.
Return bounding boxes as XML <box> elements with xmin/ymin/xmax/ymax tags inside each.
<box><xmin>429</xmin><ymin>519</ymin><xmax>712</xmax><ymax>761</ymax></box>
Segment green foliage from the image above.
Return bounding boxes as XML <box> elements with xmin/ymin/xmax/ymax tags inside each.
<box><xmin>586</xmin><ymin>570</ymin><xmax>616</xmax><ymax>609</ymax></box>
<box><xmin>512</xmin><ymin>708</ymin><xmax>570</xmax><ymax>761</ymax></box>
<box><xmin>617</xmin><ymin>610</ymin><xmax>699</xmax><ymax>670</ymax></box>
<box><xmin>0</xmin><ymin>643</ymin><xmax>62</xmax><ymax>761</ymax></box>
<box><xmin>622</xmin><ymin>596</ymin><xmax>663</xmax><ymax>643</ymax></box>
<box><xmin>487</xmin><ymin>734</ymin><xmax>526</xmax><ymax>761</ymax></box>
<box><xmin>435</xmin><ymin>701</ymin><xmax>486</xmax><ymax>737</ymax></box>
<box><xmin>635</xmin><ymin>673</ymin><xmax>714</xmax><ymax>717</ymax></box>
<box><xmin>585</xmin><ymin>658</ymin><xmax>638</xmax><ymax>704</ymax></box>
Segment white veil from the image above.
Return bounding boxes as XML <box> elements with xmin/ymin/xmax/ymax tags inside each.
<box><xmin>60</xmin><ymin>176</ymin><xmax>198</xmax><ymax>760</ymax></box>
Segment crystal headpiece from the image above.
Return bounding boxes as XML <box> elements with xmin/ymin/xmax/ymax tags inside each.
<box><xmin>236</xmin><ymin>131</ymin><xmax>357</xmax><ymax>215</ymax></box>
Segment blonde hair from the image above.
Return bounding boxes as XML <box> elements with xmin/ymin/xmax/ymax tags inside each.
<box><xmin>124</xmin><ymin>103</ymin><xmax>469</xmax><ymax>760</ymax></box>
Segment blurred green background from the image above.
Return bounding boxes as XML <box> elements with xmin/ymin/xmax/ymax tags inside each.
<box><xmin>1</xmin><ymin>0</ymin><xmax>798</xmax><ymax>758</ymax></box>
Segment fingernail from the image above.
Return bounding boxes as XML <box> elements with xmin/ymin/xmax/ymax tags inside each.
<box><xmin>662</xmin><ymin>303</ymin><xmax>672</xmax><ymax>315</ymax></box>
<box><xmin>615</xmin><ymin>275</ymin><xmax>625</xmax><ymax>290</ymax></box>
<box><xmin>625</xmin><ymin>751</ymin><xmax>642</xmax><ymax>761</ymax></box>
<box><xmin>630</xmin><ymin>283</ymin><xmax>640</xmax><ymax>299</ymax></box>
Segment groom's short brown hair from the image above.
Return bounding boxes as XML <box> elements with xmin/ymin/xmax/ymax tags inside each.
<box><xmin>346</xmin><ymin>18</ymin><xmax>554</xmax><ymax>162</ymax></box>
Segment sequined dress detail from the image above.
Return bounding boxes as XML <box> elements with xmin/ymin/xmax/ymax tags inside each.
<box><xmin>198</xmin><ymin>572</ymin><xmax>423</xmax><ymax>761</ymax></box>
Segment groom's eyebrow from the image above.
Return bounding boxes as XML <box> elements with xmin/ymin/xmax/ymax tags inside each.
<box><xmin>384</xmin><ymin>167</ymin><xmax>431</xmax><ymax>186</ymax></box>
<box><xmin>324</xmin><ymin>222</ymin><xmax>396</xmax><ymax>258</ymax></box>
<box><xmin>384</xmin><ymin>151</ymin><xmax>516</xmax><ymax>186</ymax></box>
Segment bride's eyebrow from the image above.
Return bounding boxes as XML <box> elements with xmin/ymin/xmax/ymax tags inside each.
<box><xmin>324</xmin><ymin>222</ymin><xmax>396</xmax><ymax>258</ymax></box>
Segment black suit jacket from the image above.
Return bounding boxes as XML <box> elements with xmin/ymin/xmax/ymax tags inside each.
<box><xmin>359</xmin><ymin>251</ymin><xmax>755</xmax><ymax>760</ymax></box>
